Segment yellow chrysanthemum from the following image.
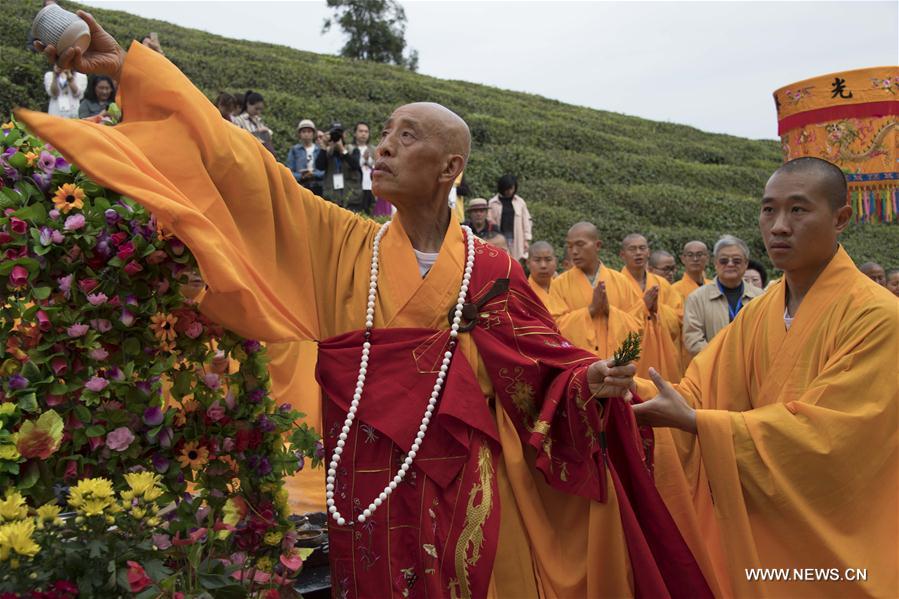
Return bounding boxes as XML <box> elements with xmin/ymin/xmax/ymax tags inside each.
<box><xmin>0</xmin><ymin>444</ymin><xmax>20</xmax><ymax>461</ymax></box>
<box><xmin>149</xmin><ymin>312</ymin><xmax>178</xmax><ymax>342</ymax></box>
<box><xmin>0</xmin><ymin>491</ymin><xmax>27</xmax><ymax>522</ymax></box>
<box><xmin>142</xmin><ymin>486</ymin><xmax>163</xmax><ymax>503</ymax></box>
<box><xmin>255</xmin><ymin>556</ymin><xmax>273</xmax><ymax>572</ymax></box>
<box><xmin>0</xmin><ymin>122</ymin><xmax>14</xmax><ymax>131</ymax></box>
<box><xmin>68</xmin><ymin>478</ymin><xmax>115</xmax><ymax>517</ymax></box>
<box><xmin>24</xmin><ymin>152</ymin><xmax>38</xmax><ymax>167</ymax></box>
<box><xmin>123</xmin><ymin>472</ymin><xmax>161</xmax><ymax>497</ymax></box>
<box><xmin>177</xmin><ymin>441</ymin><xmax>209</xmax><ymax>470</ymax></box>
<box><xmin>130</xmin><ymin>506</ymin><xmax>146</xmax><ymax>520</ymax></box>
<box><xmin>0</xmin><ymin>519</ymin><xmax>40</xmax><ymax>561</ymax></box>
<box><xmin>264</xmin><ymin>531</ymin><xmax>283</xmax><ymax>546</ymax></box>
<box><xmin>0</xmin><ymin>403</ymin><xmax>15</xmax><ymax>417</ymax></box>
<box><xmin>51</xmin><ymin>183</ymin><xmax>85</xmax><ymax>214</ymax></box>
<box><xmin>35</xmin><ymin>504</ymin><xmax>63</xmax><ymax>528</ymax></box>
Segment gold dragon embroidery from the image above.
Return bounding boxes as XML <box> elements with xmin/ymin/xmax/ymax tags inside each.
<box><xmin>448</xmin><ymin>445</ymin><xmax>494</xmax><ymax>599</ymax></box>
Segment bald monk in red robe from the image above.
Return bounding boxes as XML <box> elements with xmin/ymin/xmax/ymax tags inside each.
<box><xmin>28</xmin><ymin>14</ymin><xmax>712</xmax><ymax>598</ymax></box>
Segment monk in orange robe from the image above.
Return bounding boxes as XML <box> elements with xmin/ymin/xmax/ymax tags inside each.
<box><xmin>672</xmin><ymin>241</ymin><xmax>712</xmax><ymax>300</ymax></box>
<box><xmin>548</xmin><ymin>223</ymin><xmax>643</xmax><ymax>359</ymax></box>
<box><xmin>27</xmin><ymin>15</ymin><xmax>712</xmax><ymax>598</ymax></box>
<box><xmin>634</xmin><ymin>157</ymin><xmax>899</xmax><ymax>598</ymax></box>
<box><xmin>619</xmin><ymin>233</ymin><xmax>684</xmax><ymax>382</ymax></box>
<box><xmin>525</xmin><ymin>240</ymin><xmax>562</xmax><ymax>313</ymax></box>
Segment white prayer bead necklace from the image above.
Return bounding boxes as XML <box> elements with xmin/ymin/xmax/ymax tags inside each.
<box><xmin>325</xmin><ymin>222</ymin><xmax>476</xmax><ymax>526</ymax></box>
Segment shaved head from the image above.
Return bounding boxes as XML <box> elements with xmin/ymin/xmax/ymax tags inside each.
<box><xmin>485</xmin><ymin>232</ymin><xmax>509</xmax><ymax>252</ymax></box>
<box><xmin>394</xmin><ymin>102</ymin><xmax>471</xmax><ymax>166</ymax></box>
<box><xmin>859</xmin><ymin>262</ymin><xmax>886</xmax><ymax>286</ymax></box>
<box><xmin>621</xmin><ymin>233</ymin><xmax>647</xmax><ymax>251</ymax></box>
<box><xmin>682</xmin><ymin>240</ymin><xmax>708</xmax><ymax>254</ymax></box>
<box><xmin>527</xmin><ymin>241</ymin><xmax>557</xmax><ymax>287</ymax></box>
<box><xmin>529</xmin><ymin>240</ymin><xmax>554</xmax><ymax>254</ymax></box>
<box><xmin>773</xmin><ymin>157</ymin><xmax>847</xmax><ymax>211</ymax></box>
<box><xmin>567</xmin><ymin>222</ymin><xmax>600</xmax><ymax>241</ymax></box>
<box><xmin>649</xmin><ymin>250</ymin><xmax>674</xmax><ymax>268</ymax></box>
<box><xmin>649</xmin><ymin>250</ymin><xmax>676</xmax><ymax>283</ymax></box>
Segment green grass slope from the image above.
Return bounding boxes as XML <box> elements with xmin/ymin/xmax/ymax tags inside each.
<box><xmin>3</xmin><ymin>0</ymin><xmax>897</xmax><ymax>269</ymax></box>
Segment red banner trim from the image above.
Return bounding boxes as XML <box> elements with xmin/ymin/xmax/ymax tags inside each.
<box><xmin>778</xmin><ymin>100</ymin><xmax>899</xmax><ymax>135</ymax></box>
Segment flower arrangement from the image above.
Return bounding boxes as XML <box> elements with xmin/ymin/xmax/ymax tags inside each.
<box><xmin>0</xmin><ymin>118</ymin><xmax>322</xmax><ymax>597</ymax></box>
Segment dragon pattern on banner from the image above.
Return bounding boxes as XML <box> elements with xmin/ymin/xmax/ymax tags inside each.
<box><xmin>774</xmin><ymin>66</ymin><xmax>898</xmax><ymax>223</ymax></box>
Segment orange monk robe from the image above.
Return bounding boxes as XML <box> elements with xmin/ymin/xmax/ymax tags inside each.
<box><xmin>527</xmin><ymin>275</ymin><xmax>565</xmax><ymax>316</ymax></box>
<box><xmin>18</xmin><ymin>42</ymin><xmax>641</xmax><ymax>598</ymax></box>
<box><xmin>267</xmin><ymin>341</ymin><xmax>326</xmax><ymax>515</ymax></box>
<box><xmin>671</xmin><ymin>273</ymin><xmax>712</xmax><ymax>301</ymax></box>
<box><xmin>546</xmin><ymin>267</ymin><xmax>643</xmax><ymax>359</ymax></box>
<box><xmin>637</xmin><ymin>247</ymin><xmax>899</xmax><ymax>598</ymax></box>
<box><xmin>620</xmin><ymin>267</ymin><xmax>684</xmax><ymax>382</ymax></box>
<box><xmin>550</xmin><ymin>264</ymin><xmax>722</xmax><ymax>595</ymax></box>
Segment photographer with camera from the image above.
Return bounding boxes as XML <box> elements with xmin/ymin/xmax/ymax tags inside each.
<box><xmin>44</xmin><ymin>64</ymin><xmax>87</xmax><ymax>119</ymax></box>
<box><xmin>314</xmin><ymin>122</ymin><xmax>362</xmax><ymax>208</ymax></box>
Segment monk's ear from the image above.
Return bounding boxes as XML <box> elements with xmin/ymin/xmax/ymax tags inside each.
<box><xmin>438</xmin><ymin>154</ymin><xmax>464</xmax><ymax>184</ymax></box>
<box><xmin>833</xmin><ymin>203</ymin><xmax>852</xmax><ymax>235</ymax></box>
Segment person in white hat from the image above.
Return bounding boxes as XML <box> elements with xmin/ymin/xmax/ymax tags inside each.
<box><xmin>286</xmin><ymin>118</ymin><xmax>324</xmax><ymax>196</ymax></box>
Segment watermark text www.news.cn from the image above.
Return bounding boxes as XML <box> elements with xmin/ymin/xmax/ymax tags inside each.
<box><xmin>745</xmin><ymin>568</ymin><xmax>867</xmax><ymax>582</ymax></box>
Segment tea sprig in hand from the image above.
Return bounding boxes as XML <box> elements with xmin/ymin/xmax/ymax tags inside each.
<box><xmin>612</xmin><ymin>332</ymin><xmax>642</xmax><ymax>367</ymax></box>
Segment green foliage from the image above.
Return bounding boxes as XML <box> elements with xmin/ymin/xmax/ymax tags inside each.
<box><xmin>2</xmin><ymin>0</ymin><xmax>896</xmax><ymax>270</ymax></box>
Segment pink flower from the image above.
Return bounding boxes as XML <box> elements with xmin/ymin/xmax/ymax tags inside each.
<box><xmin>86</xmin><ymin>292</ymin><xmax>108</xmax><ymax>305</ymax></box>
<box><xmin>120</xmin><ymin>309</ymin><xmax>135</xmax><ymax>327</ymax></box>
<box><xmin>90</xmin><ymin>318</ymin><xmax>112</xmax><ymax>333</ymax></box>
<box><xmin>89</xmin><ymin>347</ymin><xmax>109</xmax><ymax>361</ymax></box>
<box><xmin>224</xmin><ymin>391</ymin><xmax>236</xmax><ymax>410</ymax></box>
<box><xmin>203</xmin><ymin>373</ymin><xmax>220</xmax><ymax>390</ymax></box>
<box><xmin>88</xmin><ymin>435</ymin><xmax>105</xmax><ymax>451</ymax></box>
<box><xmin>147</xmin><ymin>250</ymin><xmax>167</xmax><ymax>265</ymax></box>
<box><xmin>66</xmin><ymin>323</ymin><xmax>89</xmax><ymax>337</ymax></box>
<box><xmin>48</xmin><ymin>209</ymin><xmax>60</xmax><ymax>219</ymax></box>
<box><xmin>106</xmin><ymin>427</ymin><xmax>135</xmax><ymax>451</ymax></box>
<box><xmin>58</xmin><ymin>273</ymin><xmax>73</xmax><ymax>296</ymax></box>
<box><xmin>222</xmin><ymin>437</ymin><xmax>235</xmax><ymax>452</ymax></box>
<box><xmin>9</xmin><ymin>265</ymin><xmax>28</xmax><ymax>288</ymax></box>
<box><xmin>50</xmin><ymin>357</ymin><xmax>68</xmax><ymax>376</ymax></box>
<box><xmin>9</xmin><ymin>218</ymin><xmax>28</xmax><ymax>235</ymax></box>
<box><xmin>206</xmin><ymin>400</ymin><xmax>225</xmax><ymax>422</ymax></box>
<box><xmin>85</xmin><ymin>376</ymin><xmax>108</xmax><ymax>392</ymax></box>
<box><xmin>156</xmin><ymin>279</ymin><xmax>170</xmax><ymax>294</ymax></box>
<box><xmin>63</xmin><ymin>214</ymin><xmax>85</xmax><ymax>231</ymax></box>
<box><xmin>45</xmin><ymin>394</ymin><xmax>65</xmax><ymax>407</ymax></box>
<box><xmin>123</xmin><ymin>261</ymin><xmax>143</xmax><ymax>276</ymax></box>
<box><xmin>51</xmin><ymin>229</ymin><xmax>64</xmax><ymax>244</ymax></box>
<box><xmin>36</xmin><ymin>310</ymin><xmax>51</xmax><ymax>332</ymax></box>
<box><xmin>78</xmin><ymin>278</ymin><xmax>99</xmax><ymax>294</ymax></box>
<box><xmin>116</xmin><ymin>241</ymin><xmax>135</xmax><ymax>261</ymax></box>
<box><xmin>185</xmin><ymin>321</ymin><xmax>203</xmax><ymax>339</ymax></box>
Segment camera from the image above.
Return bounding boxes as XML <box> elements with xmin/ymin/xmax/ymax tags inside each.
<box><xmin>329</xmin><ymin>123</ymin><xmax>344</xmax><ymax>142</ymax></box>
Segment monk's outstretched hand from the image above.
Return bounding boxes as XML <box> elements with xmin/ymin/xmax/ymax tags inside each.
<box><xmin>631</xmin><ymin>368</ymin><xmax>697</xmax><ymax>433</ymax></box>
<box><xmin>587</xmin><ymin>359</ymin><xmax>636</xmax><ymax>399</ymax></box>
<box><xmin>35</xmin><ymin>10</ymin><xmax>126</xmax><ymax>81</ymax></box>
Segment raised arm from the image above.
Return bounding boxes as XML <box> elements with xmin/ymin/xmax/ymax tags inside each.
<box><xmin>22</xmin><ymin>11</ymin><xmax>375</xmax><ymax>343</ymax></box>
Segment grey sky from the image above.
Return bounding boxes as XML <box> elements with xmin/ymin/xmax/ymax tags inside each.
<box><xmin>81</xmin><ymin>1</ymin><xmax>898</xmax><ymax>140</ymax></box>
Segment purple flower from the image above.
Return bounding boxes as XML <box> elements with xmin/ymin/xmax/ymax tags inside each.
<box><xmin>294</xmin><ymin>452</ymin><xmax>305</xmax><ymax>472</ymax></box>
<box><xmin>106</xmin><ymin>427</ymin><xmax>135</xmax><ymax>451</ymax></box>
<box><xmin>151</xmin><ymin>454</ymin><xmax>169</xmax><ymax>473</ymax></box>
<box><xmin>88</xmin><ymin>347</ymin><xmax>109</xmax><ymax>361</ymax></box>
<box><xmin>63</xmin><ymin>214</ymin><xmax>85</xmax><ymax>231</ymax></box>
<box><xmin>54</xmin><ymin>156</ymin><xmax>69</xmax><ymax>172</ymax></box>
<box><xmin>246</xmin><ymin>388</ymin><xmax>265</xmax><ymax>404</ymax></box>
<box><xmin>31</xmin><ymin>172</ymin><xmax>51</xmax><ymax>192</ymax></box>
<box><xmin>106</xmin><ymin>367</ymin><xmax>124</xmax><ymax>381</ymax></box>
<box><xmin>84</xmin><ymin>376</ymin><xmax>108</xmax><ymax>392</ymax></box>
<box><xmin>247</xmin><ymin>455</ymin><xmax>272</xmax><ymax>476</ymax></box>
<box><xmin>58</xmin><ymin>273</ymin><xmax>73</xmax><ymax>297</ymax></box>
<box><xmin>314</xmin><ymin>440</ymin><xmax>325</xmax><ymax>459</ymax></box>
<box><xmin>104</xmin><ymin>209</ymin><xmax>121</xmax><ymax>226</ymax></box>
<box><xmin>279</xmin><ymin>402</ymin><xmax>291</xmax><ymax>413</ymax></box>
<box><xmin>206</xmin><ymin>400</ymin><xmax>225</xmax><ymax>422</ymax></box>
<box><xmin>256</xmin><ymin>414</ymin><xmax>275</xmax><ymax>433</ymax></box>
<box><xmin>135</xmin><ymin>380</ymin><xmax>152</xmax><ymax>396</ymax></box>
<box><xmin>86</xmin><ymin>292</ymin><xmax>108</xmax><ymax>305</ymax></box>
<box><xmin>37</xmin><ymin>151</ymin><xmax>56</xmax><ymax>173</ymax></box>
<box><xmin>8</xmin><ymin>374</ymin><xmax>29</xmax><ymax>390</ymax></box>
<box><xmin>242</xmin><ymin>340</ymin><xmax>262</xmax><ymax>354</ymax></box>
<box><xmin>39</xmin><ymin>227</ymin><xmax>53</xmax><ymax>246</ymax></box>
<box><xmin>157</xmin><ymin>427</ymin><xmax>173</xmax><ymax>449</ymax></box>
<box><xmin>120</xmin><ymin>309</ymin><xmax>135</xmax><ymax>327</ymax></box>
<box><xmin>143</xmin><ymin>407</ymin><xmax>164</xmax><ymax>427</ymax></box>
<box><xmin>203</xmin><ymin>373</ymin><xmax>220</xmax><ymax>390</ymax></box>
<box><xmin>66</xmin><ymin>323</ymin><xmax>89</xmax><ymax>338</ymax></box>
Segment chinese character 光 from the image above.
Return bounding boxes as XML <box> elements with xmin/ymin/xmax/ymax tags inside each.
<box><xmin>831</xmin><ymin>77</ymin><xmax>853</xmax><ymax>99</ymax></box>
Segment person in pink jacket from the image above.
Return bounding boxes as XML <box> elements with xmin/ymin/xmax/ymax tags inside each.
<box><xmin>488</xmin><ymin>174</ymin><xmax>532</xmax><ymax>261</ymax></box>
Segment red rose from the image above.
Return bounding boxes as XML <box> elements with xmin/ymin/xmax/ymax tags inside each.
<box><xmin>36</xmin><ymin>310</ymin><xmax>51</xmax><ymax>332</ymax></box>
<box><xmin>9</xmin><ymin>218</ymin><xmax>28</xmax><ymax>235</ymax></box>
<box><xmin>123</xmin><ymin>261</ymin><xmax>143</xmax><ymax>276</ymax></box>
<box><xmin>116</xmin><ymin>241</ymin><xmax>135</xmax><ymax>261</ymax></box>
<box><xmin>146</xmin><ymin>250</ymin><xmax>168</xmax><ymax>265</ymax></box>
<box><xmin>109</xmin><ymin>232</ymin><xmax>128</xmax><ymax>246</ymax></box>
<box><xmin>50</xmin><ymin>356</ymin><xmax>68</xmax><ymax>376</ymax></box>
<box><xmin>0</xmin><ymin>232</ymin><xmax>12</xmax><ymax>244</ymax></box>
<box><xmin>5</xmin><ymin>246</ymin><xmax>27</xmax><ymax>260</ymax></box>
<box><xmin>78</xmin><ymin>278</ymin><xmax>99</xmax><ymax>293</ymax></box>
<box><xmin>126</xmin><ymin>561</ymin><xmax>152</xmax><ymax>593</ymax></box>
<box><xmin>86</xmin><ymin>253</ymin><xmax>107</xmax><ymax>270</ymax></box>
<box><xmin>9</xmin><ymin>265</ymin><xmax>29</xmax><ymax>288</ymax></box>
